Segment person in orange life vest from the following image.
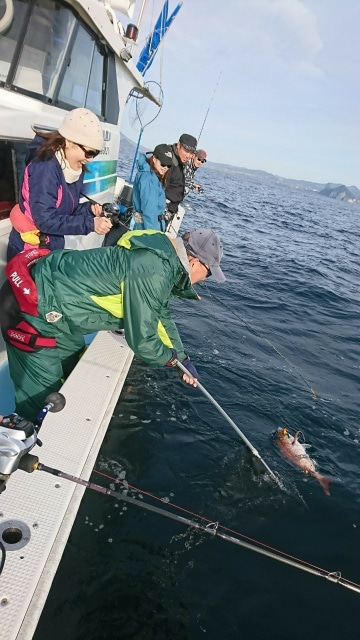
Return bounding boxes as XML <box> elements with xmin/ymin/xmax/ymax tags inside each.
<box><xmin>7</xmin><ymin>108</ymin><xmax>112</xmax><ymax>261</ymax></box>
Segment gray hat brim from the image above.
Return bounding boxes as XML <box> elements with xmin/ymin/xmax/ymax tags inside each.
<box><xmin>210</xmin><ymin>264</ymin><xmax>226</xmax><ymax>282</ymax></box>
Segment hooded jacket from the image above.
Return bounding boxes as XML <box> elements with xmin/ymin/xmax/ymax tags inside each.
<box><xmin>132</xmin><ymin>153</ymin><xmax>166</xmax><ymax>230</ymax></box>
<box><xmin>31</xmin><ymin>230</ymin><xmax>198</xmax><ymax>365</ymax></box>
<box><xmin>7</xmin><ymin>135</ymin><xmax>95</xmax><ymax>260</ymax></box>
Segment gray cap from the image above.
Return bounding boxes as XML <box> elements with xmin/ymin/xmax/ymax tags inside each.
<box><xmin>182</xmin><ymin>228</ymin><xmax>225</xmax><ymax>282</ymax></box>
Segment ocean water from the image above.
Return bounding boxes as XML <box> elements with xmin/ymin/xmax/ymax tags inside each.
<box><xmin>34</xmin><ymin>162</ymin><xmax>360</xmax><ymax>639</ymax></box>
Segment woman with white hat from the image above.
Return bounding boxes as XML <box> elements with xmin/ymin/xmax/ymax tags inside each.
<box><xmin>7</xmin><ymin>108</ymin><xmax>112</xmax><ymax>260</ymax></box>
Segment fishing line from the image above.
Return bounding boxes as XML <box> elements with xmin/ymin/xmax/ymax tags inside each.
<box><xmin>197</xmin><ymin>71</ymin><xmax>222</xmax><ymax>144</ymax></box>
<box><xmin>34</xmin><ymin>462</ymin><xmax>360</xmax><ymax>595</ymax></box>
<box><xmin>202</xmin><ymin>285</ymin><xmax>317</xmax><ymax>399</ymax></box>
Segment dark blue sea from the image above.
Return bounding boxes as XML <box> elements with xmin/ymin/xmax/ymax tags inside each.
<box><xmin>34</xmin><ymin>159</ymin><xmax>360</xmax><ymax>640</ymax></box>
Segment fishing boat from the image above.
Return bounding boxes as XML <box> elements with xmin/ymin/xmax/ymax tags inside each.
<box><xmin>0</xmin><ymin>1</ymin><xmax>184</xmax><ymax>638</ymax></box>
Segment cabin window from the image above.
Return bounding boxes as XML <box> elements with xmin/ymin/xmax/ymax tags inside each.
<box><xmin>104</xmin><ymin>52</ymin><xmax>119</xmax><ymax>125</ymax></box>
<box><xmin>0</xmin><ymin>0</ymin><xmax>119</xmax><ymax>122</ymax></box>
<box><xmin>14</xmin><ymin>2</ymin><xmax>76</xmax><ymax>98</ymax></box>
<box><xmin>0</xmin><ymin>0</ymin><xmax>76</xmax><ymax>98</ymax></box>
<box><xmin>57</xmin><ymin>24</ymin><xmax>104</xmax><ymax>115</ymax></box>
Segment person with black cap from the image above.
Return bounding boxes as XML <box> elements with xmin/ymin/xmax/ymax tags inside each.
<box><xmin>165</xmin><ymin>133</ymin><xmax>197</xmax><ymax>215</ymax></box>
<box><xmin>0</xmin><ymin>227</ymin><xmax>225</xmax><ymax>420</ymax></box>
<box><xmin>131</xmin><ymin>144</ymin><xmax>173</xmax><ymax>231</ymax></box>
<box><xmin>184</xmin><ymin>149</ymin><xmax>207</xmax><ymax>195</ymax></box>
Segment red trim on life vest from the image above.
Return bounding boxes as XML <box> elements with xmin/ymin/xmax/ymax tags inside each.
<box><xmin>7</xmin><ymin>320</ymin><xmax>56</xmax><ymax>352</ymax></box>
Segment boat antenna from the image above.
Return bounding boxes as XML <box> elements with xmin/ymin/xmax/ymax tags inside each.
<box><xmin>197</xmin><ymin>70</ymin><xmax>222</xmax><ymax>144</ymax></box>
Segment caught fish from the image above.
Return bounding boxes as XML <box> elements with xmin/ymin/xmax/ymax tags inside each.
<box><xmin>276</xmin><ymin>428</ymin><xmax>332</xmax><ymax>496</ymax></box>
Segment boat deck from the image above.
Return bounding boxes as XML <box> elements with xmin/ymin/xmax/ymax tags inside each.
<box><xmin>0</xmin><ymin>209</ymin><xmax>184</xmax><ymax>639</ymax></box>
<box><xmin>0</xmin><ymin>330</ymin><xmax>133</xmax><ymax>640</ymax></box>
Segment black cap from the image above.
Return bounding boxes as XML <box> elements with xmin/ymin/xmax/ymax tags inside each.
<box><xmin>179</xmin><ymin>133</ymin><xmax>197</xmax><ymax>152</ymax></box>
<box><xmin>152</xmin><ymin>144</ymin><xmax>173</xmax><ymax>167</ymax></box>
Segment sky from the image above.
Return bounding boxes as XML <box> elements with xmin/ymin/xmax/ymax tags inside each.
<box><xmin>120</xmin><ymin>0</ymin><xmax>360</xmax><ymax>187</ymax></box>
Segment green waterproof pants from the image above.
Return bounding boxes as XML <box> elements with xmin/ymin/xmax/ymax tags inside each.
<box><xmin>7</xmin><ymin>321</ymin><xmax>85</xmax><ymax>422</ymax></box>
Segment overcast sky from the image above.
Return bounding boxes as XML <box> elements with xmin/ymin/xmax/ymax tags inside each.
<box><xmin>121</xmin><ymin>0</ymin><xmax>360</xmax><ymax>187</ymax></box>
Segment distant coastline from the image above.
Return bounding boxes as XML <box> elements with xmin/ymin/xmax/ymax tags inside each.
<box><xmin>120</xmin><ymin>134</ymin><xmax>360</xmax><ymax>204</ymax></box>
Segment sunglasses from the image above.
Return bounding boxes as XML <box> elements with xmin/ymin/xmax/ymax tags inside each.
<box><xmin>75</xmin><ymin>143</ymin><xmax>100</xmax><ymax>159</ymax></box>
<box><xmin>160</xmin><ymin>161</ymin><xmax>172</xmax><ymax>168</ymax></box>
<box><xmin>198</xmin><ymin>158</ymin><xmax>206</xmax><ymax>164</ymax></box>
<box><xmin>199</xmin><ymin>259</ymin><xmax>212</xmax><ymax>278</ymax></box>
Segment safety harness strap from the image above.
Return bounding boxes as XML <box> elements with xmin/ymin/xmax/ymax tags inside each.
<box><xmin>6</xmin><ymin>320</ymin><xmax>56</xmax><ymax>352</ymax></box>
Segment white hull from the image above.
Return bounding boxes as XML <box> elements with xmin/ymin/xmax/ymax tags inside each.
<box><xmin>0</xmin><ymin>207</ymin><xmax>184</xmax><ymax>640</ymax></box>
<box><xmin>0</xmin><ymin>0</ymin><xmax>185</xmax><ymax>637</ymax></box>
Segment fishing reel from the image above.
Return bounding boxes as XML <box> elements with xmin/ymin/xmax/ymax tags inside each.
<box><xmin>102</xmin><ymin>202</ymin><xmax>122</xmax><ymax>227</ymax></box>
<box><xmin>160</xmin><ymin>210</ymin><xmax>174</xmax><ymax>223</ymax></box>
<box><xmin>0</xmin><ymin>392</ymin><xmax>65</xmax><ymax>494</ymax></box>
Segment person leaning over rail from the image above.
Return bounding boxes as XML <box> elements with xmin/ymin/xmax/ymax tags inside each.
<box><xmin>183</xmin><ymin>149</ymin><xmax>207</xmax><ymax>195</ymax></box>
<box><xmin>0</xmin><ymin>228</ymin><xmax>225</xmax><ymax>421</ymax></box>
<box><xmin>165</xmin><ymin>133</ymin><xmax>197</xmax><ymax>215</ymax></box>
<box><xmin>7</xmin><ymin>108</ymin><xmax>112</xmax><ymax>261</ymax></box>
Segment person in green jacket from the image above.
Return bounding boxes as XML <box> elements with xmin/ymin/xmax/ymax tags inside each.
<box><xmin>0</xmin><ymin>228</ymin><xmax>225</xmax><ymax>421</ymax></box>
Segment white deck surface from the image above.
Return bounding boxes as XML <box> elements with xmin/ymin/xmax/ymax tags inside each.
<box><xmin>0</xmin><ymin>209</ymin><xmax>184</xmax><ymax>640</ymax></box>
<box><xmin>0</xmin><ymin>330</ymin><xmax>133</xmax><ymax>640</ymax></box>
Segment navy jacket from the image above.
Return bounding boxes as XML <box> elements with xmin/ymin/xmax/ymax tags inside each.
<box><xmin>7</xmin><ymin>136</ymin><xmax>94</xmax><ymax>260</ymax></box>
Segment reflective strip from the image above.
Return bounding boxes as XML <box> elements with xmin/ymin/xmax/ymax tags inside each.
<box><xmin>157</xmin><ymin>320</ymin><xmax>173</xmax><ymax>348</ymax></box>
<box><xmin>117</xmin><ymin>228</ymin><xmax>160</xmax><ymax>249</ymax></box>
<box><xmin>90</xmin><ymin>282</ymin><xmax>125</xmax><ymax>318</ymax></box>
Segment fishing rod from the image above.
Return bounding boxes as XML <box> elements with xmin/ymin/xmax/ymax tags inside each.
<box><xmin>176</xmin><ymin>360</ymin><xmax>282</xmax><ymax>488</ymax></box>
<box><xmin>197</xmin><ymin>71</ymin><xmax>222</xmax><ymax>144</ymax></box>
<box><xmin>1</xmin><ymin>397</ymin><xmax>359</xmax><ymax>594</ymax></box>
<box><xmin>26</xmin><ymin>461</ymin><xmax>359</xmax><ymax>596</ymax></box>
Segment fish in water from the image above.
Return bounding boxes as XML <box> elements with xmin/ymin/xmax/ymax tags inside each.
<box><xmin>276</xmin><ymin>428</ymin><xmax>332</xmax><ymax>496</ymax></box>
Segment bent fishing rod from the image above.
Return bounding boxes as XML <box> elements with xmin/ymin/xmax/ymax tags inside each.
<box><xmin>16</xmin><ymin>457</ymin><xmax>360</xmax><ymax>596</ymax></box>
<box><xmin>198</xmin><ymin>71</ymin><xmax>222</xmax><ymax>144</ymax></box>
<box><xmin>1</xmin><ymin>395</ymin><xmax>359</xmax><ymax>595</ymax></box>
<box><xmin>176</xmin><ymin>360</ymin><xmax>282</xmax><ymax>488</ymax></box>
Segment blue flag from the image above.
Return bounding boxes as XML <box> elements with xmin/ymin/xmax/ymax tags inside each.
<box><xmin>136</xmin><ymin>1</ymin><xmax>182</xmax><ymax>76</ymax></box>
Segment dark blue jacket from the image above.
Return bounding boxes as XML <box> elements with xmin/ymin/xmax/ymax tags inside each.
<box><xmin>7</xmin><ymin>136</ymin><xmax>94</xmax><ymax>260</ymax></box>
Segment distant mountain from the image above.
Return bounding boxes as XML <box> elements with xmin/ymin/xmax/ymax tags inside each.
<box><xmin>319</xmin><ymin>183</ymin><xmax>360</xmax><ymax>202</ymax></box>
<box><xmin>120</xmin><ymin>134</ymin><xmax>360</xmax><ymax>204</ymax></box>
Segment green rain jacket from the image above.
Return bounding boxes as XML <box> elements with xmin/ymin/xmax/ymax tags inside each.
<box><xmin>32</xmin><ymin>230</ymin><xmax>198</xmax><ymax>365</ymax></box>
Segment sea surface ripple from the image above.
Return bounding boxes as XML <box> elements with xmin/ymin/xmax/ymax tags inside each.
<box><xmin>34</xmin><ymin>162</ymin><xmax>360</xmax><ymax>640</ymax></box>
